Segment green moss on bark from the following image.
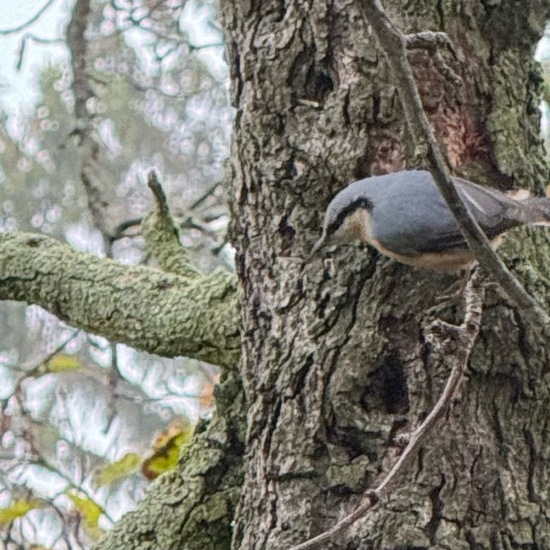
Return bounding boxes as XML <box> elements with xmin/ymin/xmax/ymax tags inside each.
<box><xmin>0</xmin><ymin>232</ymin><xmax>240</xmax><ymax>368</ymax></box>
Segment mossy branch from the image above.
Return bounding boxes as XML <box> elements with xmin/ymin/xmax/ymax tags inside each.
<box><xmin>141</xmin><ymin>172</ymin><xmax>203</xmax><ymax>278</ymax></box>
<box><xmin>94</xmin><ymin>371</ymin><xmax>245</xmax><ymax>550</ymax></box>
<box><xmin>0</xmin><ymin>176</ymin><xmax>241</xmax><ymax>368</ymax></box>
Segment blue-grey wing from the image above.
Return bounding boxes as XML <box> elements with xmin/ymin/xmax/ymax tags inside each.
<box><xmin>370</xmin><ymin>174</ymin><xmax>523</xmax><ymax>255</ymax></box>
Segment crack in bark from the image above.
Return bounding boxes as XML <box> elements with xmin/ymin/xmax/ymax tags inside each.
<box><xmin>522</xmin><ymin>427</ymin><xmax>540</xmax><ymax>505</ymax></box>
<box><xmin>424</xmin><ymin>474</ymin><xmax>446</xmax><ymax>544</ymax></box>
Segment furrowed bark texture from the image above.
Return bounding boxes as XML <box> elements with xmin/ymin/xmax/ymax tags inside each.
<box><xmin>221</xmin><ymin>1</ymin><xmax>550</xmax><ymax>549</ymax></box>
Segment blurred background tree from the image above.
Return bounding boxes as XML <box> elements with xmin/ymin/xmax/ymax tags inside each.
<box><xmin>0</xmin><ymin>1</ymin><xmax>232</xmax><ymax>547</ymax></box>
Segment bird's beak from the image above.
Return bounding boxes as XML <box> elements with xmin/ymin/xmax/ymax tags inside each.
<box><xmin>307</xmin><ymin>234</ymin><xmax>327</xmax><ymax>261</ymax></box>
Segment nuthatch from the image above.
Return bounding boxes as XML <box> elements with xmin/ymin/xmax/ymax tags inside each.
<box><xmin>311</xmin><ymin>170</ymin><xmax>550</xmax><ymax>271</ymax></box>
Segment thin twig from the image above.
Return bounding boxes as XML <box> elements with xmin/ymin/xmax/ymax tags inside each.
<box><xmin>358</xmin><ymin>0</ymin><xmax>550</xmax><ymax>330</ymax></box>
<box><xmin>110</xmin><ymin>177</ymin><xmax>224</xmax><ymax>243</ymax></box>
<box><xmin>405</xmin><ymin>31</ymin><xmax>462</xmax><ymax>85</ymax></box>
<box><xmin>432</xmin><ymin>50</ymin><xmax>462</xmax><ymax>86</ymax></box>
<box><xmin>16</xmin><ymin>34</ymin><xmax>65</xmax><ymax>70</ymax></box>
<box><xmin>189</xmin><ymin>181</ymin><xmax>222</xmax><ymax>210</ymax></box>
<box><xmin>33</xmin><ymin>455</ymin><xmax>116</xmax><ymax>525</ymax></box>
<box><xmin>288</xmin><ymin>270</ymin><xmax>485</xmax><ymax>550</ymax></box>
<box><xmin>19</xmin><ymin>331</ymin><xmax>80</xmax><ymax>376</ymax></box>
<box><xmin>110</xmin><ymin>217</ymin><xmax>143</xmax><ymax>240</ymax></box>
<box><xmin>0</xmin><ymin>0</ymin><xmax>56</xmax><ymax>35</ymax></box>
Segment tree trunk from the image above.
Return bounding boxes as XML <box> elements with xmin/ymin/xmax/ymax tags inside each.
<box><xmin>222</xmin><ymin>1</ymin><xmax>550</xmax><ymax>549</ymax></box>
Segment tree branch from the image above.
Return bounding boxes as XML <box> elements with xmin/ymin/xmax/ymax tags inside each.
<box><xmin>288</xmin><ymin>269</ymin><xmax>485</xmax><ymax>550</ymax></box>
<box><xmin>358</xmin><ymin>0</ymin><xmax>550</xmax><ymax>330</ymax></box>
<box><xmin>405</xmin><ymin>31</ymin><xmax>453</xmax><ymax>50</ymax></box>
<box><xmin>67</xmin><ymin>0</ymin><xmax>116</xmax><ymax>252</ymax></box>
<box><xmin>93</xmin><ymin>371</ymin><xmax>245</xmax><ymax>550</ymax></box>
<box><xmin>141</xmin><ymin>172</ymin><xmax>203</xmax><ymax>278</ymax></box>
<box><xmin>0</xmin><ymin>232</ymin><xmax>239</xmax><ymax>369</ymax></box>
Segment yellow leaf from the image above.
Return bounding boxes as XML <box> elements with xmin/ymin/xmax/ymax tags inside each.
<box><xmin>142</xmin><ymin>420</ymin><xmax>195</xmax><ymax>479</ymax></box>
<box><xmin>66</xmin><ymin>491</ymin><xmax>104</xmax><ymax>538</ymax></box>
<box><xmin>0</xmin><ymin>499</ymin><xmax>43</xmax><ymax>524</ymax></box>
<box><xmin>95</xmin><ymin>452</ymin><xmax>141</xmax><ymax>486</ymax></box>
<box><xmin>45</xmin><ymin>354</ymin><xmax>81</xmax><ymax>373</ymax></box>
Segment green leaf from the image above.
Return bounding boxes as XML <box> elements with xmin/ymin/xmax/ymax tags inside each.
<box><xmin>0</xmin><ymin>499</ymin><xmax>43</xmax><ymax>524</ymax></box>
<box><xmin>45</xmin><ymin>353</ymin><xmax>81</xmax><ymax>373</ymax></box>
<box><xmin>66</xmin><ymin>490</ymin><xmax>104</xmax><ymax>538</ymax></box>
<box><xmin>141</xmin><ymin>422</ymin><xmax>195</xmax><ymax>479</ymax></box>
<box><xmin>95</xmin><ymin>452</ymin><xmax>141</xmax><ymax>486</ymax></box>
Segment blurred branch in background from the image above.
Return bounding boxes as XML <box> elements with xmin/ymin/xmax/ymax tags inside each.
<box><xmin>0</xmin><ymin>0</ymin><xmax>57</xmax><ymax>35</ymax></box>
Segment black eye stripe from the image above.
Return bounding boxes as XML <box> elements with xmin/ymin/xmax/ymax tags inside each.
<box><xmin>327</xmin><ymin>197</ymin><xmax>372</xmax><ymax>236</ymax></box>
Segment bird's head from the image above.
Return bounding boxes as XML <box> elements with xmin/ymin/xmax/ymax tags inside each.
<box><xmin>310</xmin><ymin>193</ymin><xmax>372</xmax><ymax>258</ymax></box>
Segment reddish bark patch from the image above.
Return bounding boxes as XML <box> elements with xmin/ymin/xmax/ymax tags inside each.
<box><xmin>432</xmin><ymin>106</ymin><xmax>491</xmax><ymax>169</ymax></box>
<box><xmin>368</xmin><ymin>130</ymin><xmax>406</xmax><ymax>175</ymax></box>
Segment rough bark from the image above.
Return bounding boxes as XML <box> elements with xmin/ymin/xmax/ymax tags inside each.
<box><xmin>222</xmin><ymin>0</ymin><xmax>550</xmax><ymax>549</ymax></box>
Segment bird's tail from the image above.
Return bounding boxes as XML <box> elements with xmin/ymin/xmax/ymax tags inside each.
<box><xmin>519</xmin><ymin>196</ymin><xmax>550</xmax><ymax>227</ymax></box>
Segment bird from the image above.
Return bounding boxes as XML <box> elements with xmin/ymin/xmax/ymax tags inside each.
<box><xmin>310</xmin><ymin>170</ymin><xmax>550</xmax><ymax>271</ymax></box>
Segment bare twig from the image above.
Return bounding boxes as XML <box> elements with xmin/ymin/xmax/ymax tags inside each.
<box><xmin>110</xmin><ymin>217</ymin><xmax>143</xmax><ymax>240</ymax></box>
<box><xmin>405</xmin><ymin>31</ymin><xmax>461</xmax><ymax>85</ymax></box>
<box><xmin>432</xmin><ymin>50</ymin><xmax>462</xmax><ymax>86</ymax></box>
<box><xmin>0</xmin><ymin>0</ymin><xmax>57</xmax><ymax>35</ymax></box>
<box><xmin>110</xmin><ymin>179</ymin><xmax>224</xmax><ymax>245</ymax></box>
<box><xmin>189</xmin><ymin>181</ymin><xmax>223</xmax><ymax>210</ymax></box>
<box><xmin>358</xmin><ymin>0</ymin><xmax>550</xmax><ymax>330</ymax></box>
<box><xmin>67</xmin><ymin>0</ymin><xmax>116</xmax><ymax>254</ymax></box>
<box><xmin>32</xmin><ymin>455</ymin><xmax>116</xmax><ymax>525</ymax></box>
<box><xmin>19</xmin><ymin>331</ymin><xmax>80</xmax><ymax>377</ymax></box>
<box><xmin>15</xmin><ymin>34</ymin><xmax>65</xmax><ymax>70</ymax></box>
<box><xmin>147</xmin><ymin>172</ymin><xmax>170</xmax><ymax>216</ymax></box>
<box><xmin>288</xmin><ymin>269</ymin><xmax>485</xmax><ymax>550</ymax></box>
